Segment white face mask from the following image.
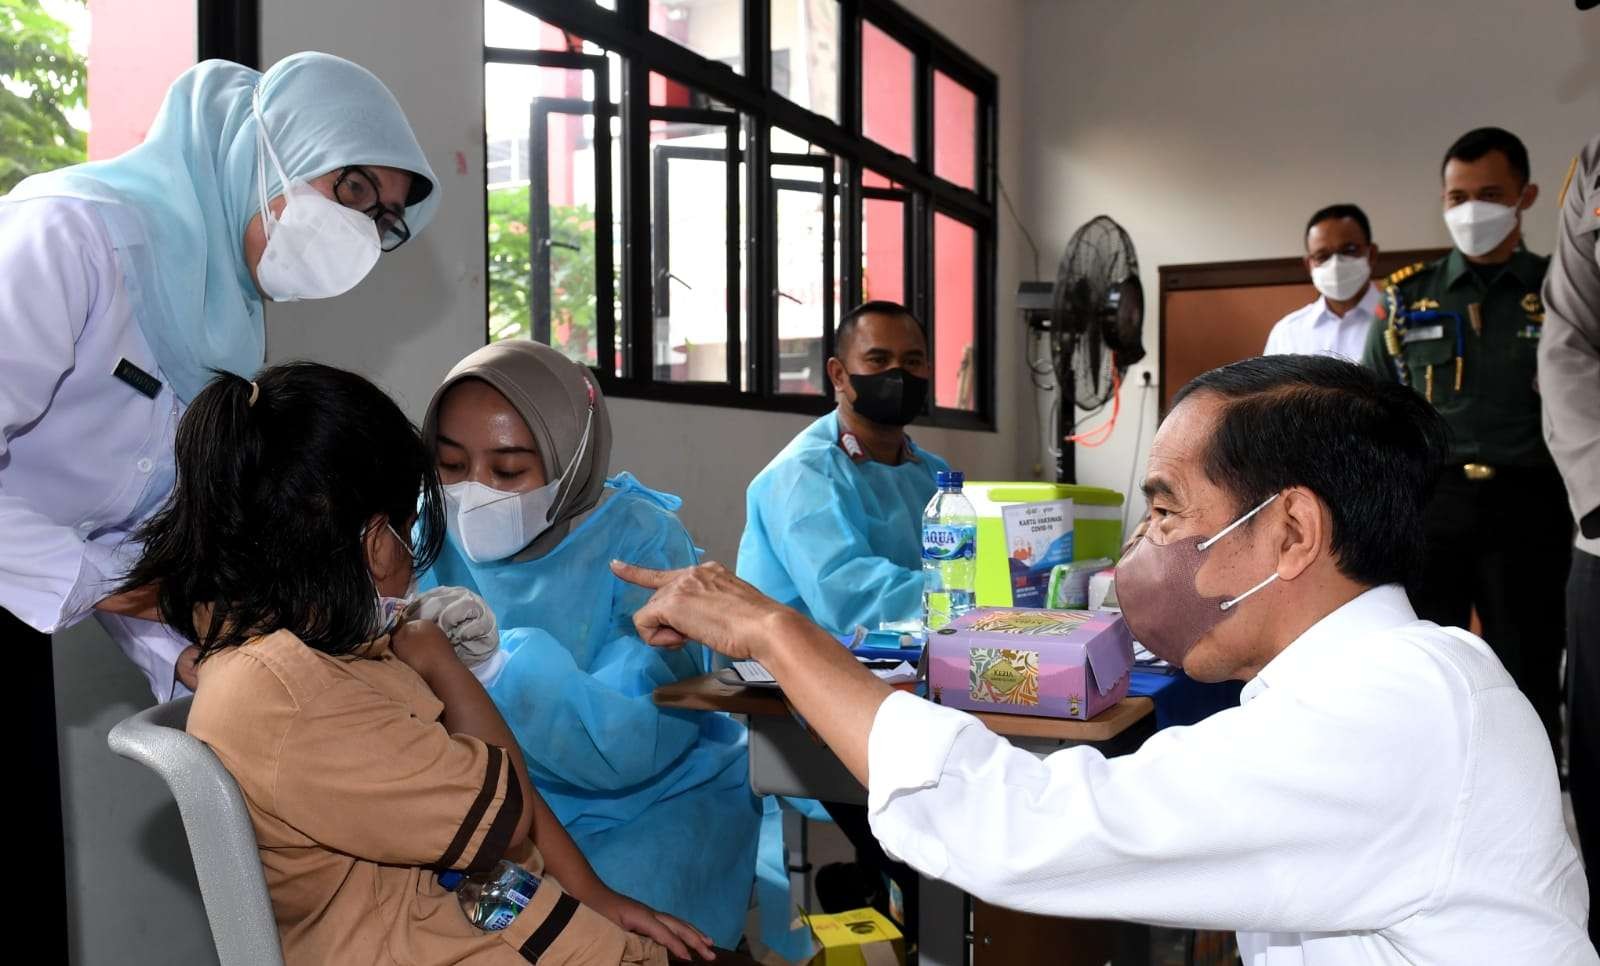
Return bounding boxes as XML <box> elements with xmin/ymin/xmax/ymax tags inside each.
<box><xmin>252</xmin><ymin>87</ymin><xmax>381</xmax><ymax>302</ymax></box>
<box><xmin>443</xmin><ymin>402</ymin><xmax>595</xmax><ymax>563</ymax></box>
<box><xmin>372</xmin><ymin>522</ymin><xmax>419</xmax><ymax>636</ymax></box>
<box><xmin>1443</xmin><ymin>199</ymin><xmax>1520</xmax><ymax>258</ymax></box>
<box><xmin>1309</xmin><ymin>254</ymin><xmax>1372</xmax><ymax>302</ymax></box>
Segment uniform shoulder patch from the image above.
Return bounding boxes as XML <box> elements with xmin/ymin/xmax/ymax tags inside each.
<box><xmin>1385</xmin><ymin>261</ymin><xmax>1427</xmax><ymax>286</ymax></box>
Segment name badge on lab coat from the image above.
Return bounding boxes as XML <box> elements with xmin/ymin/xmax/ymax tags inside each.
<box><xmin>1402</xmin><ymin>325</ymin><xmax>1444</xmax><ymax>344</ymax></box>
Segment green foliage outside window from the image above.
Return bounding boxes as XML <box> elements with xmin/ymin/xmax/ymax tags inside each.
<box><xmin>487</xmin><ymin>185</ymin><xmax>602</xmax><ymax>366</ymax></box>
<box><xmin>1</xmin><ymin>0</ymin><xmax>87</xmax><ymax>193</ymax></box>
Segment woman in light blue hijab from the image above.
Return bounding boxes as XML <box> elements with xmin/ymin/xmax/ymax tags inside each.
<box><xmin>0</xmin><ymin>53</ymin><xmax>439</xmax><ymax>898</ymax></box>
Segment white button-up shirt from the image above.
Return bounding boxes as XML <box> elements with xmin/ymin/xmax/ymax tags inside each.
<box><xmin>866</xmin><ymin>585</ymin><xmax>1596</xmax><ymax>964</ymax></box>
<box><xmin>1</xmin><ymin>196</ymin><xmax>192</xmax><ymax>697</ymax></box>
<box><xmin>1263</xmin><ymin>285</ymin><xmax>1382</xmax><ymax>361</ymax></box>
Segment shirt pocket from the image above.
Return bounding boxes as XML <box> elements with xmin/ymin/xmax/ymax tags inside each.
<box><xmin>1401</xmin><ymin>336</ymin><xmax>1458</xmax><ymax>403</ymax></box>
<box><xmin>1506</xmin><ymin>325</ymin><xmax>1543</xmax><ymax>409</ymax></box>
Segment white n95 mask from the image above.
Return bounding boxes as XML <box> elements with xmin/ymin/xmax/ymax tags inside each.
<box><xmin>1443</xmin><ymin>200</ymin><xmax>1520</xmax><ymax>258</ymax></box>
<box><xmin>443</xmin><ymin>402</ymin><xmax>595</xmax><ymax>563</ymax></box>
<box><xmin>252</xmin><ymin>87</ymin><xmax>381</xmax><ymax>302</ymax></box>
<box><xmin>1310</xmin><ymin>254</ymin><xmax>1372</xmax><ymax>302</ymax></box>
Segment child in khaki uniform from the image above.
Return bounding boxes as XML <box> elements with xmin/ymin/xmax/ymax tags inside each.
<box><xmin>121</xmin><ymin>363</ymin><xmax>728</xmax><ymax>966</ymax></box>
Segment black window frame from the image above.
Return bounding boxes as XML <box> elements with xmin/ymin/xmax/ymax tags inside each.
<box><xmin>485</xmin><ymin>0</ymin><xmax>998</xmax><ymax>430</ymax></box>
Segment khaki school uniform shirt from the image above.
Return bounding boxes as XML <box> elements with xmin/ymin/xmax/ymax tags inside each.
<box><xmin>188</xmin><ymin>629</ymin><xmax>665</xmax><ymax>966</ymax></box>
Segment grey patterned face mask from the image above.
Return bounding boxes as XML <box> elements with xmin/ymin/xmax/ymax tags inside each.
<box><xmin>1114</xmin><ymin>494</ymin><xmax>1279</xmax><ymax>667</ymax></box>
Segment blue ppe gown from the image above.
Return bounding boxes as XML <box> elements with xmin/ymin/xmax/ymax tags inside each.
<box><xmin>737</xmin><ymin>411</ymin><xmax>951</xmax><ymax>636</ymax></box>
<box><xmin>419</xmin><ymin>473</ymin><xmax>762</xmax><ymax>948</ymax></box>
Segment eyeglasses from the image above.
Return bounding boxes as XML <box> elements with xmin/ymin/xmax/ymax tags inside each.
<box><xmin>1307</xmin><ymin>243</ymin><xmax>1369</xmax><ymax>267</ymax></box>
<box><xmin>334</xmin><ymin>166</ymin><xmax>411</xmax><ymax>252</ymax></box>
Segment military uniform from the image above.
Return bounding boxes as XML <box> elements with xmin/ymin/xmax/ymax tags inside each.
<box><xmin>1539</xmin><ymin>134</ymin><xmax>1600</xmax><ymax>949</ymax></box>
<box><xmin>1362</xmin><ymin>245</ymin><xmax>1571</xmax><ymax>757</ymax></box>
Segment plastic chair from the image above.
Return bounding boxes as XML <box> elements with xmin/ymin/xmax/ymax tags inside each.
<box><xmin>107</xmin><ymin>696</ymin><xmax>285</xmax><ymax>966</ymax></box>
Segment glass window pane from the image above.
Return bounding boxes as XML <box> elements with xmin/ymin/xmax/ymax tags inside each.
<box><xmin>862</xmin><ymin>194</ymin><xmax>906</xmax><ymax>305</ymax></box>
<box><xmin>933</xmin><ymin>71</ymin><xmax>977</xmax><ymax>190</ymax></box>
<box><xmin>650</xmin><ymin>71</ymin><xmax>732</xmax><ymax>109</ymax></box>
<box><xmin>933</xmin><ymin>213</ymin><xmax>977</xmax><ymax>411</ymax></box>
<box><xmin>861</xmin><ymin>20</ymin><xmax>914</xmax><ymax>158</ymax></box>
<box><xmin>484</xmin><ymin>0</ymin><xmax>614</xmax><ymax>52</ymax></box>
<box><xmin>771</xmin><ymin>0</ymin><xmax>838</xmax><ymax>121</ymax></box>
<box><xmin>650</xmin><ymin>119</ymin><xmax>743</xmax><ymax>383</ymax></box>
<box><xmin>651</xmin><ymin>0</ymin><xmax>743</xmax><ymax>71</ymax></box>
<box><xmin>773</xmin><ymin>156</ymin><xmax>837</xmax><ymax>395</ymax></box>
<box><xmin>771</xmin><ymin>127</ymin><xmax>816</xmax><ymax>155</ymax></box>
<box><xmin>485</xmin><ymin>60</ymin><xmax>622</xmax><ymax>373</ymax></box>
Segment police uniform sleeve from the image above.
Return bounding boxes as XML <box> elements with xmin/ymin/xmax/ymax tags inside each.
<box><xmin>1539</xmin><ymin>136</ymin><xmax>1600</xmax><ymax>535</ymax></box>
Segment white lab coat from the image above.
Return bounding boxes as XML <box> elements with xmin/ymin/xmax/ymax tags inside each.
<box><xmin>1</xmin><ymin>195</ymin><xmax>191</xmax><ymax>698</ymax></box>
<box><xmin>1262</xmin><ymin>285</ymin><xmax>1382</xmax><ymax>362</ymax></box>
<box><xmin>866</xmin><ymin>585</ymin><xmax>1596</xmax><ymax>964</ymax></box>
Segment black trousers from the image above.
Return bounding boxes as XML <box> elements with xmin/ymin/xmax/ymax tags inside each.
<box><xmin>1568</xmin><ymin>549</ymin><xmax>1599</xmax><ymax>948</ymax></box>
<box><xmin>8</xmin><ymin>607</ymin><xmax>66</xmax><ymax>958</ymax></box>
<box><xmin>1408</xmin><ymin>466</ymin><xmax>1572</xmax><ymax>758</ymax></box>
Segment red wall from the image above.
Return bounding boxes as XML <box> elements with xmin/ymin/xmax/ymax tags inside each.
<box><xmin>86</xmin><ymin>0</ymin><xmax>194</xmax><ymax>159</ymax></box>
<box><xmin>933</xmin><ymin>213</ymin><xmax>974</xmax><ymax>408</ymax></box>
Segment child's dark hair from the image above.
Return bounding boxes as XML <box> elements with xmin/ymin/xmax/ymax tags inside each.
<box><xmin>122</xmin><ymin>362</ymin><xmax>446</xmax><ymax>660</ymax></box>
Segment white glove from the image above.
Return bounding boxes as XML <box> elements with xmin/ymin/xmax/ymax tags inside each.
<box><xmin>406</xmin><ymin>586</ymin><xmax>499</xmax><ymax>667</ymax></box>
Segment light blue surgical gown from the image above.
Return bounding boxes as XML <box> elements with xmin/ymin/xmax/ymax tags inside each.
<box><xmin>419</xmin><ymin>473</ymin><xmax>762</xmax><ymax>947</ymax></box>
<box><xmin>737</xmin><ymin>411</ymin><xmax>951</xmax><ymax>635</ymax></box>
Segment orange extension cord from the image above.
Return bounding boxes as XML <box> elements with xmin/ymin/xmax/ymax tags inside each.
<box><xmin>1063</xmin><ymin>354</ymin><xmax>1121</xmax><ymax>448</ymax></box>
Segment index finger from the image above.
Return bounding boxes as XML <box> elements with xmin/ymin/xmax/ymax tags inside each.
<box><xmin>610</xmin><ymin>559</ymin><xmax>685</xmax><ymax>590</ymax></box>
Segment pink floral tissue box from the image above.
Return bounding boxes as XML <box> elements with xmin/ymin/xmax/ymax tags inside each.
<box><xmin>927</xmin><ymin>608</ymin><xmax>1133</xmax><ymax>720</ymax></box>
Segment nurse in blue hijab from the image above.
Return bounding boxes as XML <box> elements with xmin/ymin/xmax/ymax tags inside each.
<box><xmin>417</xmin><ymin>340</ymin><xmax>766</xmax><ymax>950</ymax></box>
<box><xmin>0</xmin><ymin>51</ymin><xmax>439</xmax><ymax>697</ymax></box>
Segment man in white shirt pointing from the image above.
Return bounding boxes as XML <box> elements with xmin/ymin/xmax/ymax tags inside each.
<box><xmin>613</xmin><ymin>355</ymin><xmax>1596</xmax><ymax>965</ymax></box>
<box><xmin>1263</xmin><ymin>204</ymin><xmax>1382</xmax><ymax>360</ymax></box>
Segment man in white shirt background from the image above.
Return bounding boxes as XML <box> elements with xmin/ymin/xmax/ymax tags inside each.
<box><xmin>614</xmin><ymin>354</ymin><xmax>1596</xmax><ymax>965</ymax></box>
<box><xmin>1263</xmin><ymin>204</ymin><xmax>1382</xmax><ymax>360</ymax></box>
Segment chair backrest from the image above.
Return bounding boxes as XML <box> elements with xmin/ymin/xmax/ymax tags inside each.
<box><xmin>107</xmin><ymin>697</ymin><xmax>285</xmax><ymax>966</ymax></box>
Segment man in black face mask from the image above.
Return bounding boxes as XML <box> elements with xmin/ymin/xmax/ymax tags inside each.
<box><xmin>736</xmin><ymin>299</ymin><xmax>948</xmax><ymax>637</ymax></box>
<box><xmin>736</xmin><ymin>300</ymin><xmax>948</xmax><ymax>937</ymax></box>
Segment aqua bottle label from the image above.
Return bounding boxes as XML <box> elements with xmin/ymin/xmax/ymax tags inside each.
<box><xmin>923</xmin><ymin>524</ymin><xmax>976</xmax><ymax>561</ymax></box>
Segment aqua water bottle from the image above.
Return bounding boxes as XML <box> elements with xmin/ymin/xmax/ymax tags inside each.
<box><xmin>443</xmin><ymin>861</ymin><xmax>544</xmax><ymax>931</ymax></box>
<box><xmin>922</xmin><ymin>470</ymin><xmax>977</xmax><ymax>630</ymax></box>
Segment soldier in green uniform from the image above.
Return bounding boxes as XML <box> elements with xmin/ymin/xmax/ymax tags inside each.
<box><xmin>1363</xmin><ymin>127</ymin><xmax>1570</xmax><ymax>757</ymax></box>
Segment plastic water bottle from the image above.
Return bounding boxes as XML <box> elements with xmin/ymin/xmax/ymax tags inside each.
<box><xmin>442</xmin><ymin>861</ymin><xmax>543</xmax><ymax>931</ymax></box>
<box><xmin>922</xmin><ymin>470</ymin><xmax>977</xmax><ymax>630</ymax></box>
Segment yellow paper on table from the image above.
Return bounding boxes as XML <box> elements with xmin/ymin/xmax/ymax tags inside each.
<box><xmin>803</xmin><ymin>908</ymin><xmax>905</xmax><ymax>966</ymax></box>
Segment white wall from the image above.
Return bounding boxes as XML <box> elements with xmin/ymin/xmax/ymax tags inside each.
<box><xmin>260</xmin><ymin>1</ymin><xmax>491</xmax><ymax>416</ymax></box>
<box><xmin>259</xmin><ymin>0</ymin><xmax>1034</xmax><ymax>564</ymax></box>
<box><xmin>1021</xmin><ymin>0</ymin><xmax>1600</xmax><ymax>525</ymax></box>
